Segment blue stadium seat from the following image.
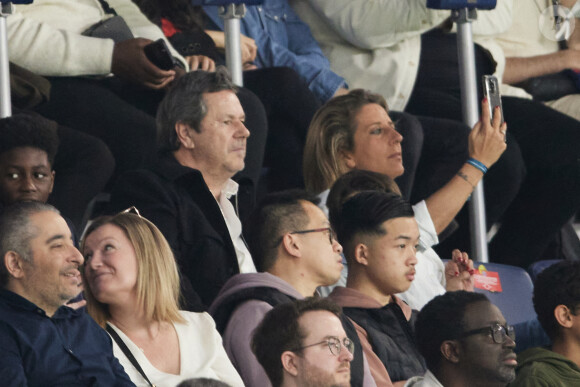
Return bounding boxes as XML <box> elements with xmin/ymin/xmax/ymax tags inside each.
<box><xmin>527</xmin><ymin>259</ymin><xmax>562</xmax><ymax>283</ymax></box>
<box><xmin>471</xmin><ymin>262</ymin><xmax>536</xmax><ymax>325</ymax></box>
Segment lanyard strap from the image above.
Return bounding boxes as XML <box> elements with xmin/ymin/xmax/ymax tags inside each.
<box><xmin>106</xmin><ymin>324</ymin><xmax>156</xmax><ymax>387</ymax></box>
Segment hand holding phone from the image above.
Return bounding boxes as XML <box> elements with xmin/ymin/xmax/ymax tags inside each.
<box><xmin>466</xmin><ymin>77</ymin><xmax>508</xmax><ymax>169</ymax></box>
<box><xmin>144</xmin><ymin>39</ymin><xmax>177</xmax><ymax>71</ymax></box>
<box><xmin>482</xmin><ymin>75</ymin><xmax>504</xmax><ymax>124</ymax></box>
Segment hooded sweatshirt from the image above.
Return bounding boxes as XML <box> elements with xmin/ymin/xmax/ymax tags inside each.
<box><xmin>509</xmin><ymin>346</ymin><xmax>580</xmax><ymax>387</ymax></box>
<box><xmin>209</xmin><ymin>273</ymin><xmax>301</xmax><ymax>387</ymax></box>
<box><xmin>209</xmin><ymin>272</ymin><xmax>377</xmax><ymax>387</ymax></box>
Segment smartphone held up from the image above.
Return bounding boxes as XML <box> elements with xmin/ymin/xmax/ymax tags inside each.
<box><xmin>482</xmin><ymin>75</ymin><xmax>504</xmax><ymax>124</ymax></box>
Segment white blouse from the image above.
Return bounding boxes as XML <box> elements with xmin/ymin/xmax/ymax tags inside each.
<box><xmin>108</xmin><ymin>311</ymin><xmax>244</xmax><ymax>387</ymax></box>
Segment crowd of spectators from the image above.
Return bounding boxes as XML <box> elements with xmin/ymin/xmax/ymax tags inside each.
<box><xmin>1</xmin><ymin>0</ymin><xmax>580</xmax><ymax>386</ymax></box>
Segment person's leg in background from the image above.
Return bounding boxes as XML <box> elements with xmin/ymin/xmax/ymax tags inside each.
<box><xmin>409</xmin><ymin>115</ymin><xmax>470</xmax><ymax>203</ymax></box>
<box><xmin>34</xmin><ymin>77</ymin><xmax>159</xmax><ymax>177</ymax></box>
<box><xmin>243</xmin><ymin>67</ymin><xmax>320</xmax><ymax>192</ymax></box>
<box><xmin>50</xmin><ymin>124</ymin><xmax>115</xmax><ymax>229</ymax></box>
<box><xmin>389</xmin><ymin>111</ymin><xmax>424</xmax><ymax>200</ymax></box>
<box><xmin>487</xmin><ymin>97</ymin><xmax>580</xmax><ymax>267</ymax></box>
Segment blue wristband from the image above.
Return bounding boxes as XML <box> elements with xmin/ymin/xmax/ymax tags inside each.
<box><xmin>466</xmin><ymin>158</ymin><xmax>488</xmax><ymax>174</ymax></box>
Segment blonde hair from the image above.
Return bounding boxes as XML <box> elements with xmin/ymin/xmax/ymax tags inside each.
<box><xmin>81</xmin><ymin>213</ymin><xmax>185</xmax><ymax>327</ymax></box>
<box><xmin>303</xmin><ymin>89</ymin><xmax>389</xmax><ymax>193</ymax></box>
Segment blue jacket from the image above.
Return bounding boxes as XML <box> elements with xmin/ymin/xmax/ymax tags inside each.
<box><xmin>203</xmin><ymin>0</ymin><xmax>346</xmax><ymax>102</ymax></box>
<box><xmin>0</xmin><ymin>289</ymin><xmax>134</xmax><ymax>386</ymax></box>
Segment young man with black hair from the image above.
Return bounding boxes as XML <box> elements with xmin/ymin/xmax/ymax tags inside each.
<box><xmin>330</xmin><ymin>190</ymin><xmax>425</xmax><ymax>385</ymax></box>
<box><xmin>509</xmin><ymin>260</ymin><xmax>580</xmax><ymax>386</ymax></box>
<box><xmin>0</xmin><ymin>114</ymin><xmax>88</xmax><ymax>240</ymax></box>
<box><xmin>0</xmin><ymin>112</ymin><xmax>114</xmax><ymax>228</ymax></box>
<box><xmin>323</xmin><ymin>169</ymin><xmax>474</xmax><ymax>308</ymax></box>
<box><xmin>208</xmin><ymin>189</ymin><xmax>376</xmax><ymax>387</ymax></box>
<box><xmin>251</xmin><ymin>297</ymin><xmax>354</xmax><ymax>387</ymax></box>
<box><xmin>407</xmin><ymin>291</ymin><xmax>517</xmax><ymax>387</ymax></box>
<box><xmin>0</xmin><ymin>114</ymin><xmax>57</xmax><ymax>207</ymax></box>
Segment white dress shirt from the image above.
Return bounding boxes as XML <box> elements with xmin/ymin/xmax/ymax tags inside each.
<box><xmin>218</xmin><ymin>179</ymin><xmax>256</xmax><ymax>273</ymax></box>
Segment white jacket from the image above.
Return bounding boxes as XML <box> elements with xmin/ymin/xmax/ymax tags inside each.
<box><xmin>291</xmin><ymin>0</ymin><xmax>513</xmax><ymax>110</ymax></box>
<box><xmin>7</xmin><ymin>0</ymin><xmax>185</xmax><ymax>77</ymax></box>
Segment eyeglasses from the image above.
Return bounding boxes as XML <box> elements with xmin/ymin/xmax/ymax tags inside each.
<box><xmin>290</xmin><ymin>227</ymin><xmax>337</xmax><ymax>245</ymax></box>
<box><xmin>460</xmin><ymin>323</ymin><xmax>516</xmax><ymax>344</ymax></box>
<box><xmin>293</xmin><ymin>336</ymin><xmax>354</xmax><ymax>357</ymax></box>
<box><xmin>118</xmin><ymin>206</ymin><xmax>142</xmax><ymax>217</ymax></box>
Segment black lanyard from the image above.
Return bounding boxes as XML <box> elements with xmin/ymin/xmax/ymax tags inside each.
<box><xmin>106</xmin><ymin>324</ymin><xmax>156</xmax><ymax>387</ymax></box>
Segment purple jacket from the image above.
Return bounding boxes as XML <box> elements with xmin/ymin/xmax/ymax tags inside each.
<box><xmin>209</xmin><ymin>273</ymin><xmax>302</xmax><ymax>387</ymax></box>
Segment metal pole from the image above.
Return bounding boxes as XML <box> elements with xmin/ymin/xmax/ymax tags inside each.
<box><xmin>0</xmin><ymin>3</ymin><xmax>12</xmax><ymax>118</ymax></box>
<box><xmin>453</xmin><ymin>8</ymin><xmax>489</xmax><ymax>262</ymax></box>
<box><xmin>220</xmin><ymin>3</ymin><xmax>245</xmax><ymax>86</ymax></box>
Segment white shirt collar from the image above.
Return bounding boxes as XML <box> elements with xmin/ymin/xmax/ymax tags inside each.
<box><xmin>216</xmin><ymin>179</ymin><xmax>256</xmax><ymax>273</ymax></box>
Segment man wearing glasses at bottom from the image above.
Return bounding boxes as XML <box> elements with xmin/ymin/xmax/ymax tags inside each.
<box><xmin>406</xmin><ymin>291</ymin><xmax>517</xmax><ymax>387</ymax></box>
<box><xmin>252</xmin><ymin>297</ymin><xmax>354</xmax><ymax>387</ymax></box>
